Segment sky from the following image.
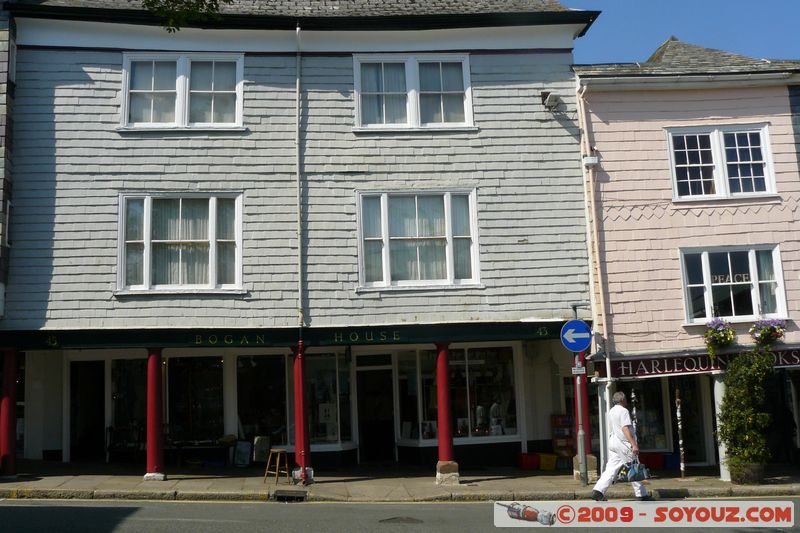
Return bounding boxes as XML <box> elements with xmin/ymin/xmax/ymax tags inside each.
<box><xmin>566</xmin><ymin>1</ymin><xmax>800</xmax><ymax>65</ymax></box>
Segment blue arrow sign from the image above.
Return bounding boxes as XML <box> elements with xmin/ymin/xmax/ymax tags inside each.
<box><xmin>560</xmin><ymin>319</ymin><xmax>592</xmax><ymax>352</ymax></box>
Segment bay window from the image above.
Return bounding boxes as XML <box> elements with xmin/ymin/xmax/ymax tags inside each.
<box><xmin>354</xmin><ymin>54</ymin><xmax>473</xmax><ymax>129</ymax></box>
<box><xmin>122</xmin><ymin>53</ymin><xmax>243</xmax><ymax>128</ymax></box>
<box><xmin>119</xmin><ymin>194</ymin><xmax>242</xmax><ymax>292</ymax></box>
<box><xmin>682</xmin><ymin>246</ymin><xmax>786</xmax><ymax>322</ymax></box>
<box><xmin>359</xmin><ymin>191</ymin><xmax>479</xmax><ymax>288</ymax></box>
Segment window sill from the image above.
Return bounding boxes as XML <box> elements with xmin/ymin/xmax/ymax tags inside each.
<box><xmin>352</xmin><ymin>126</ymin><xmax>479</xmax><ymax>134</ymax></box>
<box><xmin>114</xmin><ymin>288</ymin><xmax>247</xmax><ymax>297</ymax></box>
<box><xmin>116</xmin><ymin>126</ymin><xmax>248</xmax><ymax>133</ymax></box>
<box><xmin>356</xmin><ymin>283</ymin><xmax>484</xmax><ymax>293</ymax></box>
<box><xmin>397</xmin><ymin>435</ymin><xmax>520</xmax><ymax>447</ymax></box>
<box><xmin>671</xmin><ymin>194</ymin><xmax>782</xmax><ymax>207</ymax></box>
<box><xmin>683</xmin><ymin>316</ymin><xmax>788</xmax><ymax>328</ymax></box>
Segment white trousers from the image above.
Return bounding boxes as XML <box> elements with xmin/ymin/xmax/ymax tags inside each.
<box><xmin>592</xmin><ymin>435</ymin><xmax>647</xmax><ymax>498</ymax></box>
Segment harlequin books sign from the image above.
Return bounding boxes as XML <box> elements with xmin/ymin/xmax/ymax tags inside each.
<box><xmin>611</xmin><ymin>349</ymin><xmax>800</xmax><ymax>379</ymax></box>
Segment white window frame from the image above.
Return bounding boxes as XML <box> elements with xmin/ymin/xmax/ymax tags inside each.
<box><xmin>666</xmin><ymin>123</ymin><xmax>775</xmax><ymax>201</ymax></box>
<box><xmin>116</xmin><ymin>193</ymin><xmax>244</xmax><ymax>293</ymax></box>
<box><xmin>120</xmin><ymin>52</ymin><xmax>245</xmax><ymax>130</ymax></box>
<box><xmin>680</xmin><ymin>245</ymin><xmax>787</xmax><ymax>324</ymax></box>
<box><xmin>356</xmin><ymin>189</ymin><xmax>480</xmax><ymax>290</ymax></box>
<box><xmin>353</xmin><ymin>54</ymin><xmax>474</xmax><ymax>131</ymax></box>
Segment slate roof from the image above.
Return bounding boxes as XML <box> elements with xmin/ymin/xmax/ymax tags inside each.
<box><xmin>6</xmin><ymin>0</ymin><xmax>573</xmax><ymax>17</ymax></box>
<box><xmin>5</xmin><ymin>0</ymin><xmax>599</xmax><ymax>31</ymax></box>
<box><xmin>574</xmin><ymin>37</ymin><xmax>800</xmax><ymax>77</ymax></box>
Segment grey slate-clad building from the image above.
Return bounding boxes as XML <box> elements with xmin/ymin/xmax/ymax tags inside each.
<box><xmin>0</xmin><ymin>0</ymin><xmax>597</xmax><ymax>473</ymax></box>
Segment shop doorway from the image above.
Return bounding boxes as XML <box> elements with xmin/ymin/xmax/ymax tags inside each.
<box><xmin>70</xmin><ymin>361</ymin><xmax>105</xmax><ymax>462</ymax></box>
<box><xmin>669</xmin><ymin>376</ymin><xmax>709</xmax><ymax>464</ymax></box>
<box><xmin>357</xmin><ymin>369</ymin><xmax>395</xmax><ymax>463</ymax></box>
<box><xmin>765</xmin><ymin>370</ymin><xmax>798</xmax><ymax>464</ymax></box>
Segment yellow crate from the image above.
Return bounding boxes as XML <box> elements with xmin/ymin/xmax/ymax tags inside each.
<box><xmin>539</xmin><ymin>453</ymin><xmax>557</xmax><ymax>471</ymax></box>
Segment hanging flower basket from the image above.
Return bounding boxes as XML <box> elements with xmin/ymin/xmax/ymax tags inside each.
<box><xmin>749</xmin><ymin>319</ymin><xmax>785</xmax><ymax>346</ymax></box>
<box><xmin>703</xmin><ymin>318</ymin><xmax>735</xmax><ymax>361</ymax></box>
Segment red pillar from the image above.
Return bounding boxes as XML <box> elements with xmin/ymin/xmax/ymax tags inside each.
<box><xmin>144</xmin><ymin>348</ymin><xmax>165</xmax><ymax>481</ymax></box>
<box><xmin>573</xmin><ymin>350</ymin><xmax>591</xmax><ymax>454</ymax></box>
<box><xmin>293</xmin><ymin>340</ymin><xmax>311</xmax><ymax>484</ymax></box>
<box><xmin>435</xmin><ymin>342</ymin><xmax>456</xmax><ymax>468</ymax></box>
<box><xmin>0</xmin><ymin>349</ymin><xmax>18</xmax><ymax>477</ymax></box>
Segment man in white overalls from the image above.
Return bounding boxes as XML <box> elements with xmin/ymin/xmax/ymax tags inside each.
<box><xmin>591</xmin><ymin>391</ymin><xmax>653</xmax><ymax>501</ymax></box>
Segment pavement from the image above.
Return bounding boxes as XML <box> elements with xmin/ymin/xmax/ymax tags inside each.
<box><xmin>1</xmin><ymin>461</ymin><xmax>799</xmax><ymax>503</ymax></box>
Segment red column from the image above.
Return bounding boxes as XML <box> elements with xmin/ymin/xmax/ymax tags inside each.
<box><xmin>573</xmin><ymin>350</ymin><xmax>592</xmax><ymax>454</ymax></box>
<box><xmin>144</xmin><ymin>348</ymin><xmax>165</xmax><ymax>480</ymax></box>
<box><xmin>293</xmin><ymin>340</ymin><xmax>311</xmax><ymax>484</ymax></box>
<box><xmin>0</xmin><ymin>349</ymin><xmax>18</xmax><ymax>477</ymax></box>
<box><xmin>435</xmin><ymin>342</ymin><xmax>454</xmax><ymax>462</ymax></box>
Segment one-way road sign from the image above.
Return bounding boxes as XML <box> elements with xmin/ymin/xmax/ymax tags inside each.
<box><xmin>560</xmin><ymin>319</ymin><xmax>592</xmax><ymax>352</ymax></box>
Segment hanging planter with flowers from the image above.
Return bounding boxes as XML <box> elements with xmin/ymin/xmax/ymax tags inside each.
<box><xmin>749</xmin><ymin>319</ymin><xmax>785</xmax><ymax>346</ymax></box>
<box><xmin>703</xmin><ymin>318</ymin><xmax>735</xmax><ymax>361</ymax></box>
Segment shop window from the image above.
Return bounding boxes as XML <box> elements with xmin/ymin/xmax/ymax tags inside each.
<box><xmin>420</xmin><ymin>350</ymin><xmax>439</xmax><ymax>439</ymax></box>
<box><xmin>410</xmin><ymin>346</ymin><xmax>517</xmax><ymax>441</ymax></box>
<box><xmin>0</xmin><ymin>353</ymin><xmax>26</xmax><ymax>455</ymax></box>
<box><xmin>338</xmin><ymin>353</ymin><xmax>352</xmax><ymax>441</ymax></box>
<box><xmin>287</xmin><ymin>353</ymin><xmax>352</xmax><ymax>445</ymax></box>
<box><xmin>617</xmin><ymin>382</ymin><xmax>669</xmax><ymax>451</ymax></box>
<box><xmin>111</xmin><ymin>359</ymin><xmax>147</xmax><ymax>450</ymax></box>
<box><xmin>398</xmin><ymin>351</ymin><xmax>420</xmax><ymax>439</ymax></box>
<box><xmin>236</xmin><ymin>356</ymin><xmax>287</xmax><ymax>445</ymax></box>
<box><xmin>168</xmin><ymin>357</ymin><xmax>223</xmax><ymax>442</ymax></box>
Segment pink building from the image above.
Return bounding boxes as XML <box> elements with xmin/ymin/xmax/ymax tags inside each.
<box><xmin>575</xmin><ymin>38</ymin><xmax>800</xmax><ymax>479</ymax></box>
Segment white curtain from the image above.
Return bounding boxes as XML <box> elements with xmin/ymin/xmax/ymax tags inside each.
<box><xmin>419</xmin><ymin>63</ymin><xmax>442</xmax><ymax>124</ymax></box>
<box><xmin>181</xmin><ymin>199</ymin><xmax>209</xmax><ymax>284</ymax></box>
<box><xmin>417</xmin><ymin>196</ymin><xmax>445</xmax><ymax>237</ymax></box>
<box><xmin>360</xmin><ymin>63</ymin><xmax>382</xmax><ymax>124</ymax></box>
<box><xmin>362</xmin><ymin>196</ymin><xmax>383</xmax><ymax>282</ymax></box>
<box><xmin>757</xmin><ymin>250</ymin><xmax>777</xmax><ymax>313</ymax></box>
<box><xmin>383</xmin><ymin>63</ymin><xmax>407</xmax><ymax>124</ymax></box>
<box><xmin>418</xmin><ymin>240</ymin><xmax>446</xmax><ymax>280</ymax></box>
<box><xmin>441</xmin><ymin>63</ymin><xmax>464</xmax><ymax>91</ymax></box>
<box><xmin>214</xmin><ymin>62</ymin><xmax>237</xmax><ymax>91</ymax></box>
<box><xmin>390</xmin><ymin>240</ymin><xmax>417</xmax><ymax>281</ymax></box>
<box><xmin>125</xmin><ymin>199</ymin><xmax>144</xmax><ymax>286</ymax></box>
<box><xmin>216</xmin><ymin>198</ymin><xmax>236</xmax><ymax>285</ymax></box>
<box><xmin>419</xmin><ymin>62</ymin><xmax>441</xmax><ymax>91</ymax></box>
<box><xmin>453</xmin><ymin>239</ymin><xmax>471</xmax><ymax>280</ymax></box>
<box><xmin>389</xmin><ymin>196</ymin><xmax>416</xmax><ymax>237</ymax></box>
<box><xmin>190</xmin><ymin>61</ymin><xmax>214</xmax><ymax>90</ymax></box>
<box><xmin>213</xmin><ymin>93</ymin><xmax>236</xmax><ymax>123</ymax></box>
<box><xmin>152</xmin><ymin>199</ymin><xmax>209</xmax><ymax>285</ymax></box>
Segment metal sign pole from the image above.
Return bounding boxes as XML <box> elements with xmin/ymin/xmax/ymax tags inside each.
<box><xmin>676</xmin><ymin>389</ymin><xmax>685</xmax><ymax>478</ymax></box>
<box><xmin>575</xmin><ymin>352</ymin><xmax>588</xmax><ymax>485</ymax></box>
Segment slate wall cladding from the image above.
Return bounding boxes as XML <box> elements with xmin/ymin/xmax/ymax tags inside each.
<box><xmin>4</xmin><ymin>49</ymin><xmax>588</xmax><ymax>330</ymax></box>
<box><xmin>585</xmin><ymin>86</ymin><xmax>800</xmax><ymax>354</ymax></box>
<box><xmin>0</xmin><ymin>12</ymin><xmax>11</xmax><ymax>288</ymax></box>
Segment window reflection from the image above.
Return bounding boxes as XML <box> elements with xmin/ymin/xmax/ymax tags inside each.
<box><xmin>111</xmin><ymin>359</ymin><xmax>147</xmax><ymax>449</ymax></box>
<box><xmin>236</xmin><ymin>356</ymin><xmax>287</xmax><ymax>445</ymax></box>
<box><xmin>402</xmin><ymin>346</ymin><xmax>517</xmax><ymax>441</ymax></box>
<box><xmin>168</xmin><ymin>357</ymin><xmax>223</xmax><ymax>442</ymax></box>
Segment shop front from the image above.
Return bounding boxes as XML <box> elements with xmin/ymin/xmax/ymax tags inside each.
<box><xmin>5</xmin><ymin>321</ymin><xmax>575</xmax><ymax>476</ymax></box>
<box><xmin>599</xmin><ymin>349</ymin><xmax>800</xmax><ymax>472</ymax></box>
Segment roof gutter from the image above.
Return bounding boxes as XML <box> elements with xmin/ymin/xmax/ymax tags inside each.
<box><xmin>3</xmin><ymin>4</ymin><xmax>600</xmax><ymax>32</ymax></box>
<box><xmin>576</xmin><ymin>71</ymin><xmax>799</xmax><ymax>91</ymax></box>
